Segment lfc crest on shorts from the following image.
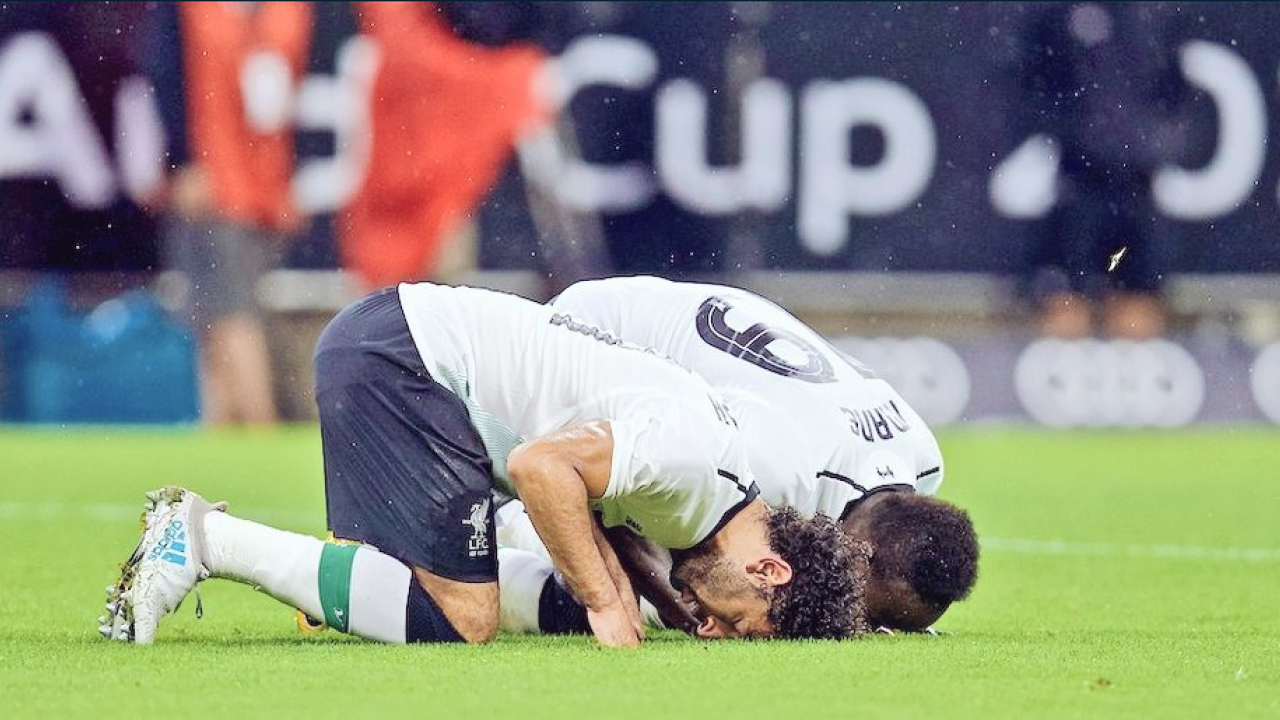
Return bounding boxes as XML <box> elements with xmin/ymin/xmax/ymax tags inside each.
<box><xmin>463</xmin><ymin>497</ymin><xmax>491</xmax><ymax>557</ymax></box>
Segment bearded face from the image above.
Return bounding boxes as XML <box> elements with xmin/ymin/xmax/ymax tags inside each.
<box><xmin>670</xmin><ymin>545</ymin><xmax>773</xmax><ymax>639</ymax></box>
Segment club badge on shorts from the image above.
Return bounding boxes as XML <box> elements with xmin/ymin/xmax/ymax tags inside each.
<box><xmin>463</xmin><ymin>497</ymin><xmax>492</xmax><ymax>558</ymax></box>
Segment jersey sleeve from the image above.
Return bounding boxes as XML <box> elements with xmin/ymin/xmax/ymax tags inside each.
<box><xmin>901</xmin><ymin>396</ymin><xmax>945</xmax><ymax>496</ymax></box>
<box><xmin>594</xmin><ymin>401</ymin><xmax>758</xmax><ymax>549</ymax></box>
<box><xmin>915</xmin><ymin>466</ymin><xmax>944</xmax><ymax>496</ymax></box>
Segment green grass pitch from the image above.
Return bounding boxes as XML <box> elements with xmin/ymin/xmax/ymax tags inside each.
<box><xmin>1</xmin><ymin>426</ymin><xmax>1277</xmax><ymax>719</ymax></box>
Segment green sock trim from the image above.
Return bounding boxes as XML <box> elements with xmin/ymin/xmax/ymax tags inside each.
<box><xmin>318</xmin><ymin>543</ymin><xmax>359</xmax><ymax>633</ymax></box>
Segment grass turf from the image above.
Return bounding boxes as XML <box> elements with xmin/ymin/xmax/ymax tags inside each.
<box><xmin>1</xmin><ymin>426</ymin><xmax>1277</xmax><ymax>719</ymax></box>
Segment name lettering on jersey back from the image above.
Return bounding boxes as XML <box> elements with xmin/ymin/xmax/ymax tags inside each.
<box><xmin>841</xmin><ymin>400</ymin><xmax>911</xmax><ymax>441</ymax></box>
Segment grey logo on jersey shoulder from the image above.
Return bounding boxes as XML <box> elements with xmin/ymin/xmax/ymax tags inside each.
<box><xmin>549</xmin><ymin>313</ymin><xmax>623</xmax><ymax>345</ymax></box>
<box><xmin>875</xmin><ymin>466</ymin><xmax>896</xmax><ymax>479</ymax></box>
<box><xmin>463</xmin><ymin>498</ymin><xmax>492</xmax><ymax>557</ymax></box>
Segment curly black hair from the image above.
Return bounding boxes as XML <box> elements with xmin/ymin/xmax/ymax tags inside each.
<box><xmin>765</xmin><ymin>507</ymin><xmax>870</xmax><ymax>639</ymax></box>
<box><xmin>866</xmin><ymin>494</ymin><xmax>979</xmax><ymax>609</ymax></box>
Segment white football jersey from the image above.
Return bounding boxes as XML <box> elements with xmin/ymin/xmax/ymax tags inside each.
<box><xmin>549</xmin><ymin>276</ymin><xmax>944</xmax><ymax>520</ymax></box>
<box><xmin>396</xmin><ymin>282</ymin><xmax>757</xmax><ymax>549</ymax></box>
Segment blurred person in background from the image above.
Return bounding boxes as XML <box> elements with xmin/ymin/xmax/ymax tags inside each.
<box><xmin>0</xmin><ymin>3</ymin><xmax>179</xmax><ymax>423</ymax></box>
<box><xmin>1012</xmin><ymin>3</ymin><xmax>1182</xmax><ymax>340</ymax></box>
<box><xmin>152</xmin><ymin>2</ymin><xmax>312</xmax><ymax>426</ymax></box>
<box><xmin>337</xmin><ymin>2</ymin><xmax>550</xmax><ymax>290</ymax></box>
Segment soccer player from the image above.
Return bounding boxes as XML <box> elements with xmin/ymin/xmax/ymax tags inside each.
<box><xmin>100</xmin><ymin>282</ymin><xmax>864</xmax><ymax>646</ymax></box>
<box><xmin>528</xmin><ymin>275</ymin><xmax>978</xmax><ymax>634</ymax></box>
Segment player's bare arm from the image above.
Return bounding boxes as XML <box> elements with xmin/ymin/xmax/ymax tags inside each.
<box><xmin>589</xmin><ymin>516</ymin><xmax>645</xmax><ymax>637</ymax></box>
<box><xmin>507</xmin><ymin>421</ymin><xmax>642</xmax><ymax>647</ymax></box>
<box><xmin>604</xmin><ymin>525</ymin><xmax>698</xmax><ymax>633</ymax></box>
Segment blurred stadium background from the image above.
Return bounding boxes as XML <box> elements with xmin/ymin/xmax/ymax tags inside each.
<box><xmin>3</xmin><ymin>0</ymin><xmax>1280</xmax><ymax>429</ymax></box>
<box><xmin>6</xmin><ymin>8</ymin><xmax>1280</xmax><ymax>716</ymax></box>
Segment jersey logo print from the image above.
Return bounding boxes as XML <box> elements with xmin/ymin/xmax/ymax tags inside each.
<box><xmin>694</xmin><ymin>297</ymin><xmax>837</xmax><ymax>383</ymax></box>
<box><xmin>549</xmin><ymin>313</ymin><xmax>674</xmax><ymax>361</ymax></box>
<box><xmin>549</xmin><ymin>313</ymin><xmax>624</xmax><ymax>345</ymax></box>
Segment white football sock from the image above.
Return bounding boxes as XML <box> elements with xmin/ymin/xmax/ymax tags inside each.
<box><xmin>497</xmin><ymin>546</ymin><xmax>667</xmax><ymax>633</ymax></box>
<box><xmin>498</xmin><ymin>547</ymin><xmax>554</xmax><ymax>634</ymax></box>
<box><xmin>203</xmin><ymin>512</ymin><xmax>323</xmax><ymax>614</ymax></box>
<box><xmin>203</xmin><ymin>512</ymin><xmax>412</xmax><ymax>643</ymax></box>
<box><xmin>495</xmin><ymin>501</ymin><xmax>552</xmax><ymax>562</ymax></box>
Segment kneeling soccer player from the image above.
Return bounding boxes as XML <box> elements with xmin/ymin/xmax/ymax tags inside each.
<box><xmin>100</xmin><ymin>282</ymin><xmax>866</xmax><ymax>646</ymax></box>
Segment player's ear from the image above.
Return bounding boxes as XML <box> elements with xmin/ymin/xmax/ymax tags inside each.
<box><xmin>748</xmin><ymin>557</ymin><xmax>793</xmax><ymax>587</ymax></box>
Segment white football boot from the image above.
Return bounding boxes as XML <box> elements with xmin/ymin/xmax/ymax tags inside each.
<box><xmin>100</xmin><ymin>487</ymin><xmax>226</xmax><ymax>644</ymax></box>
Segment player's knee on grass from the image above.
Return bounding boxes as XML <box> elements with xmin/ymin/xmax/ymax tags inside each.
<box><xmin>413</xmin><ymin>568</ymin><xmax>500</xmax><ymax>643</ymax></box>
<box><xmin>405</xmin><ymin>580</ymin><xmax>466</xmax><ymax>643</ymax></box>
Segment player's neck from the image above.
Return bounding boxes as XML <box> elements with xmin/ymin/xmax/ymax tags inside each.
<box><xmin>840</xmin><ymin>491</ymin><xmax>894</xmax><ymax>540</ymax></box>
<box><xmin>707</xmin><ymin>499</ymin><xmax>772</xmax><ymax>560</ymax></box>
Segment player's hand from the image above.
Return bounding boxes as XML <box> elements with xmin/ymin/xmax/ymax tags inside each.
<box><xmin>602</xmin><ymin>528</ymin><xmax>698</xmax><ymax>633</ymax></box>
<box><xmin>587</xmin><ymin>605</ymin><xmax>642</xmax><ymax>647</ymax></box>
<box><xmin>592</xmin><ymin>520</ymin><xmax>645</xmax><ymax>638</ymax></box>
<box><xmin>610</xmin><ymin>561</ymin><xmax>645</xmax><ymax>639</ymax></box>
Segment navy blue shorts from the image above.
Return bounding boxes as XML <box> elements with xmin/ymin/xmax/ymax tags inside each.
<box><xmin>314</xmin><ymin>287</ymin><xmax>497</xmax><ymax>583</ymax></box>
